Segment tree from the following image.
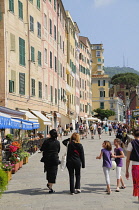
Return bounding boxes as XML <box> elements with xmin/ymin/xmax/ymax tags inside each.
<box><xmin>111</xmin><ymin>73</ymin><xmax>139</xmax><ymax>89</ymax></box>
<box><xmin>94</xmin><ymin>108</ymin><xmax>115</xmax><ymax>120</ymax></box>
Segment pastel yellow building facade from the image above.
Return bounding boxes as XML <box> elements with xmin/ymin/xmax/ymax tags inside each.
<box><xmin>91</xmin><ymin>44</ymin><xmax>110</xmax><ymax>112</ymax></box>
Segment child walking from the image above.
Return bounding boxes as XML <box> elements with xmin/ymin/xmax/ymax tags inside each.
<box><xmin>113</xmin><ymin>138</ymin><xmax>125</xmax><ymax>192</ymax></box>
<box><xmin>96</xmin><ymin>141</ymin><xmax>112</xmax><ymax>194</ymax></box>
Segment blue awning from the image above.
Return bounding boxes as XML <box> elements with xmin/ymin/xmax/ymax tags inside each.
<box><xmin>11</xmin><ymin>118</ymin><xmax>22</xmax><ymax>129</ymax></box>
<box><xmin>0</xmin><ymin>116</ymin><xmax>11</xmax><ymax>129</ymax></box>
<box><xmin>11</xmin><ymin>118</ymin><xmax>40</xmax><ymax>130</ymax></box>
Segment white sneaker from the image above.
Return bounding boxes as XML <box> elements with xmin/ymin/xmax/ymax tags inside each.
<box><xmin>76</xmin><ymin>189</ymin><xmax>81</xmax><ymax>193</ymax></box>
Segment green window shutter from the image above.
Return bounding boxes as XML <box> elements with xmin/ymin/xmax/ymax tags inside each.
<box><xmin>19</xmin><ymin>73</ymin><xmax>25</xmax><ymax>95</ymax></box>
<box><xmin>9</xmin><ymin>0</ymin><xmax>14</xmax><ymax>13</ymax></box>
<box><xmin>30</xmin><ymin>16</ymin><xmax>34</xmax><ymax>32</ymax></box>
<box><xmin>104</xmin><ymin>91</ymin><xmax>105</xmax><ymax>97</ymax></box>
<box><xmin>31</xmin><ymin>79</ymin><xmax>35</xmax><ymax>96</ymax></box>
<box><xmin>51</xmin><ymin>86</ymin><xmax>53</xmax><ymax>102</ymax></box>
<box><xmin>38</xmin><ymin>51</ymin><xmax>41</xmax><ymax>66</ymax></box>
<box><xmin>18</xmin><ymin>1</ymin><xmax>23</xmax><ymax>20</ymax></box>
<box><xmin>19</xmin><ymin>37</ymin><xmax>25</xmax><ymax>66</ymax></box>
<box><xmin>100</xmin><ymin>102</ymin><xmax>104</xmax><ymax>109</ymax></box>
<box><xmin>50</xmin><ymin>51</ymin><xmax>52</xmax><ymax>68</ymax></box>
<box><xmin>98</xmin><ymin>80</ymin><xmax>100</xmax><ymax>86</ymax></box>
<box><xmin>37</xmin><ymin>0</ymin><xmax>40</xmax><ymax>9</ymax></box>
<box><xmin>54</xmin><ymin>0</ymin><xmax>56</xmax><ymax>10</ymax></box>
<box><xmin>38</xmin><ymin>81</ymin><xmax>42</xmax><ymax>98</ymax></box>
<box><xmin>31</xmin><ymin>46</ymin><xmax>35</xmax><ymax>62</ymax></box>
<box><xmin>9</xmin><ymin>80</ymin><xmax>14</xmax><ymax>93</ymax></box>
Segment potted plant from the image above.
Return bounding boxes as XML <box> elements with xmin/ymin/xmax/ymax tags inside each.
<box><xmin>9</xmin><ymin>154</ymin><xmax>20</xmax><ymax>173</ymax></box>
<box><xmin>0</xmin><ymin>169</ymin><xmax>8</xmax><ymax>196</ymax></box>
<box><xmin>1</xmin><ymin>163</ymin><xmax>14</xmax><ymax>181</ymax></box>
<box><xmin>22</xmin><ymin>151</ymin><xmax>30</xmax><ymax>164</ymax></box>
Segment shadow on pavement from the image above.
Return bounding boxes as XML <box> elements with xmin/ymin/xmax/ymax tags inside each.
<box><xmin>3</xmin><ymin>188</ymin><xmax>49</xmax><ymax>195</ymax></box>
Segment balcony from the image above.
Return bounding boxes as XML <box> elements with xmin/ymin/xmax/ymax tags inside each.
<box><xmin>66</xmin><ymin>63</ymin><xmax>72</xmax><ymax>74</ymax></box>
<box><xmin>66</xmin><ymin>83</ymin><xmax>72</xmax><ymax>93</ymax></box>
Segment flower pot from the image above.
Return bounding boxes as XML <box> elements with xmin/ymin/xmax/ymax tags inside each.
<box><xmin>23</xmin><ymin>156</ymin><xmax>28</xmax><ymax>164</ymax></box>
<box><xmin>12</xmin><ymin>162</ymin><xmax>20</xmax><ymax>174</ymax></box>
<box><xmin>5</xmin><ymin>171</ymin><xmax>12</xmax><ymax>182</ymax></box>
<box><xmin>19</xmin><ymin>160</ymin><xmax>23</xmax><ymax>168</ymax></box>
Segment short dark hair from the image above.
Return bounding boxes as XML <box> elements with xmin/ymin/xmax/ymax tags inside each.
<box><xmin>104</xmin><ymin>141</ymin><xmax>112</xmax><ymax>151</ymax></box>
<box><xmin>133</xmin><ymin>129</ymin><xmax>139</xmax><ymax>137</ymax></box>
<box><xmin>49</xmin><ymin>129</ymin><xmax>58</xmax><ymax>139</ymax></box>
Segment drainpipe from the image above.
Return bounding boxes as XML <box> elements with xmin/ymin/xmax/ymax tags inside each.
<box><xmin>26</xmin><ymin>0</ymin><xmax>31</xmax><ymax>100</ymax></box>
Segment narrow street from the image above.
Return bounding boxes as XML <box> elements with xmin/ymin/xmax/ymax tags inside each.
<box><xmin>0</xmin><ymin>131</ymin><xmax>139</xmax><ymax>210</ymax></box>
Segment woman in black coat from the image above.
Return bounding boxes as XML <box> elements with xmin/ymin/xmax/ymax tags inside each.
<box><xmin>63</xmin><ymin>133</ymin><xmax>85</xmax><ymax>195</ymax></box>
<box><xmin>40</xmin><ymin>129</ymin><xmax>60</xmax><ymax>193</ymax></box>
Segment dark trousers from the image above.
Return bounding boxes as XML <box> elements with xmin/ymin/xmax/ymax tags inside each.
<box><xmin>67</xmin><ymin>161</ymin><xmax>81</xmax><ymax>193</ymax></box>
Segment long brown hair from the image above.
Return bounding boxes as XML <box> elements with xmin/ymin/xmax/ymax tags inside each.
<box><xmin>70</xmin><ymin>133</ymin><xmax>80</xmax><ymax>143</ymax></box>
<box><xmin>114</xmin><ymin>138</ymin><xmax>124</xmax><ymax>148</ymax></box>
<box><xmin>103</xmin><ymin>141</ymin><xmax>112</xmax><ymax>151</ymax></box>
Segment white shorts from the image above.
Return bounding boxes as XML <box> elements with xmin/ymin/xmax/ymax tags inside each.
<box><xmin>116</xmin><ymin>167</ymin><xmax>122</xmax><ymax>179</ymax></box>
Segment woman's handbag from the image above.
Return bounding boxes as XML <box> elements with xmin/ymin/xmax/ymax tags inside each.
<box><xmin>60</xmin><ymin>153</ymin><xmax>66</xmax><ymax>171</ymax></box>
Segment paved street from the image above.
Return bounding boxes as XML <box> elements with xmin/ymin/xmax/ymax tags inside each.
<box><xmin>0</xmin><ymin>132</ymin><xmax>139</xmax><ymax>210</ymax></box>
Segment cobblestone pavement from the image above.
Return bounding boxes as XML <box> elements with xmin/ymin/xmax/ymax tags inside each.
<box><xmin>0</xmin><ymin>131</ymin><xmax>139</xmax><ymax>210</ymax></box>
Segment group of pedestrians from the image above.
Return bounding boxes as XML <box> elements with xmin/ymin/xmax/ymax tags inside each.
<box><xmin>40</xmin><ymin>129</ymin><xmax>85</xmax><ymax>195</ymax></box>
<box><xmin>40</xmin><ymin>126</ymin><xmax>139</xmax><ymax>202</ymax></box>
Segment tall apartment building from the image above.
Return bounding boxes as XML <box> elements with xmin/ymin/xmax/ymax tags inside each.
<box><xmin>91</xmin><ymin>44</ymin><xmax>110</xmax><ymax>111</ymax></box>
<box><xmin>0</xmin><ymin>0</ymin><xmax>67</xmax><ymax>132</ymax></box>
<box><xmin>65</xmin><ymin>11</ymin><xmax>77</xmax><ymax>126</ymax></box>
<box><xmin>79</xmin><ymin>36</ymin><xmax>92</xmax><ymax>120</ymax></box>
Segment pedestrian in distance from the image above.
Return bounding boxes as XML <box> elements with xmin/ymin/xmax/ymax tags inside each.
<box><xmin>113</xmin><ymin>138</ymin><xmax>126</xmax><ymax>192</ymax></box>
<box><xmin>104</xmin><ymin>123</ymin><xmax>108</xmax><ymax>134</ymax></box>
<box><xmin>70</xmin><ymin>123</ymin><xmax>73</xmax><ymax>133</ymax></box>
<box><xmin>62</xmin><ymin>133</ymin><xmax>85</xmax><ymax>195</ymax></box>
<box><xmin>126</xmin><ymin>128</ymin><xmax>139</xmax><ymax>202</ymax></box>
<box><xmin>96</xmin><ymin>141</ymin><xmax>112</xmax><ymax>194</ymax></box>
<box><xmin>97</xmin><ymin>123</ymin><xmax>102</xmax><ymax>139</ymax></box>
<box><xmin>40</xmin><ymin>129</ymin><xmax>60</xmax><ymax>193</ymax></box>
<box><xmin>79</xmin><ymin>123</ymin><xmax>84</xmax><ymax>139</ymax></box>
<box><xmin>75</xmin><ymin>122</ymin><xmax>79</xmax><ymax>133</ymax></box>
<box><xmin>90</xmin><ymin>124</ymin><xmax>94</xmax><ymax>139</ymax></box>
<box><xmin>108</xmin><ymin>122</ymin><xmax>112</xmax><ymax>136</ymax></box>
<box><xmin>57</xmin><ymin>125</ymin><xmax>62</xmax><ymax>140</ymax></box>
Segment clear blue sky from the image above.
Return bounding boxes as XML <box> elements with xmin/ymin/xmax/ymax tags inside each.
<box><xmin>62</xmin><ymin>0</ymin><xmax>139</xmax><ymax>70</ymax></box>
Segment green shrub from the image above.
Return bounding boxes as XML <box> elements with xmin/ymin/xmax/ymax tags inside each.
<box><xmin>0</xmin><ymin>169</ymin><xmax>8</xmax><ymax>196</ymax></box>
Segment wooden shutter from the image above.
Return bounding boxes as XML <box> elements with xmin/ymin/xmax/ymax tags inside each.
<box><xmin>10</xmin><ymin>33</ymin><xmax>16</xmax><ymax>51</ymax></box>
<box><xmin>19</xmin><ymin>73</ymin><xmax>25</xmax><ymax>95</ymax></box>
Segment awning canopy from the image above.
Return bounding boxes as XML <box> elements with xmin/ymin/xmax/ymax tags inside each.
<box><xmin>0</xmin><ymin>113</ymin><xmax>11</xmax><ymax>129</ymax></box>
<box><xmin>31</xmin><ymin>110</ymin><xmax>51</xmax><ymax>126</ymax></box>
<box><xmin>19</xmin><ymin>110</ymin><xmax>38</xmax><ymax>122</ymax></box>
<box><xmin>87</xmin><ymin>117</ymin><xmax>100</xmax><ymax>122</ymax></box>
<box><xmin>12</xmin><ymin>118</ymin><xmax>40</xmax><ymax>130</ymax></box>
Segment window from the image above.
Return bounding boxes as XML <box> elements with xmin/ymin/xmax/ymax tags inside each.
<box><xmin>45</xmin><ymin>85</ymin><xmax>47</xmax><ymax>99</ymax></box>
<box><xmin>103</xmin><ymin>80</ymin><xmax>105</xmax><ymax>86</ymax></box>
<box><xmin>49</xmin><ymin>19</ymin><xmax>52</xmax><ymax>35</ymax></box>
<box><xmin>60</xmin><ymin>36</ymin><xmax>62</xmax><ymax>48</ymax></box>
<box><xmin>31</xmin><ymin>79</ymin><xmax>35</xmax><ymax>96</ymax></box>
<box><xmin>19</xmin><ymin>73</ymin><xmax>25</xmax><ymax>95</ymax></box>
<box><xmin>9</xmin><ymin>0</ymin><xmax>14</xmax><ymax>13</ymax></box>
<box><xmin>38</xmin><ymin>51</ymin><xmax>41</xmax><ymax>66</ymax></box>
<box><xmin>37</xmin><ymin>22</ymin><xmax>41</xmax><ymax>38</ymax></box>
<box><xmin>44</xmin><ymin>48</ymin><xmax>47</xmax><ymax>63</ymax></box>
<box><xmin>100</xmin><ymin>102</ymin><xmax>104</xmax><ymax>109</ymax></box>
<box><xmin>29</xmin><ymin>0</ymin><xmax>33</xmax><ymax>3</ymax></box>
<box><xmin>38</xmin><ymin>81</ymin><xmax>42</xmax><ymax>98</ymax></box>
<box><xmin>18</xmin><ymin>1</ymin><xmax>23</xmax><ymax>20</ymax></box>
<box><xmin>61</xmin><ymin>88</ymin><xmax>62</xmax><ymax>100</ymax></box>
<box><xmin>100</xmin><ymin>91</ymin><xmax>105</xmax><ymax>98</ymax></box>
<box><xmin>63</xmin><ymin>41</ymin><xmax>64</xmax><ymax>53</ymax></box>
<box><xmin>37</xmin><ymin>0</ymin><xmax>40</xmax><ymax>9</ymax></box>
<box><xmin>54</xmin><ymin>25</ymin><xmax>56</xmax><ymax>40</ymax></box>
<box><xmin>63</xmin><ymin>67</ymin><xmax>65</xmax><ymax>80</ymax></box>
<box><xmin>9</xmin><ymin>80</ymin><xmax>14</xmax><ymax>93</ymax></box>
<box><xmin>30</xmin><ymin>16</ymin><xmax>34</xmax><ymax>32</ymax></box>
<box><xmin>96</xmin><ymin>51</ymin><xmax>101</xmax><ymax>57</ymax></box>
<box><xmin>31</xmin><ymin>46</ymin><xmax>35</xmax><ymax>62</ymax></box>
<box><xmin>44</xmin><ymin>14</ymin><xmax>47</xmax><ymax>29</ymax></box>
<box><xmin>10</xmin><ymin>33</ymin><xmax>16</xmax><ymax>51</ymax></box>
<box><xmin>54</xmin><ymin>0</ymin><xmax>56</xmax><ymax>10</ymax></box>
<box><xmin>50</xmin><ymin>86</ymin><xmax>53</xmax><ymax>102</ymax></box>
<box><xmin>50</xmin><ymin>51</ymin><xmax>52</xmax><ymax>68</ymax></box>
<box><xmin>19</xmin><ymin>37</ymin><xmax>25</xmax><ymax>66</ymax></box>
<box><xmin>98</xmin><ymin>58</ymin><xmax>101</xmax><ymax>62</ymax></box>
<box><xmin>55</xmin><ymin>88</ymin><xmax>57</xmax><ymax>104</ymax></box>
<box><xmin>85</xmin><ymin>105</ymin><xmax>88</xmax><ymax>113</ymax></box>
<box><xmin>85</xmin><ymin>81</ymin><xmax>86</xmax><ymax>90</ymax></box>
<box><xmin>54</xmin><ymin>56</ymin><xmax>57</xmax><ymax>72</ymax></box>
